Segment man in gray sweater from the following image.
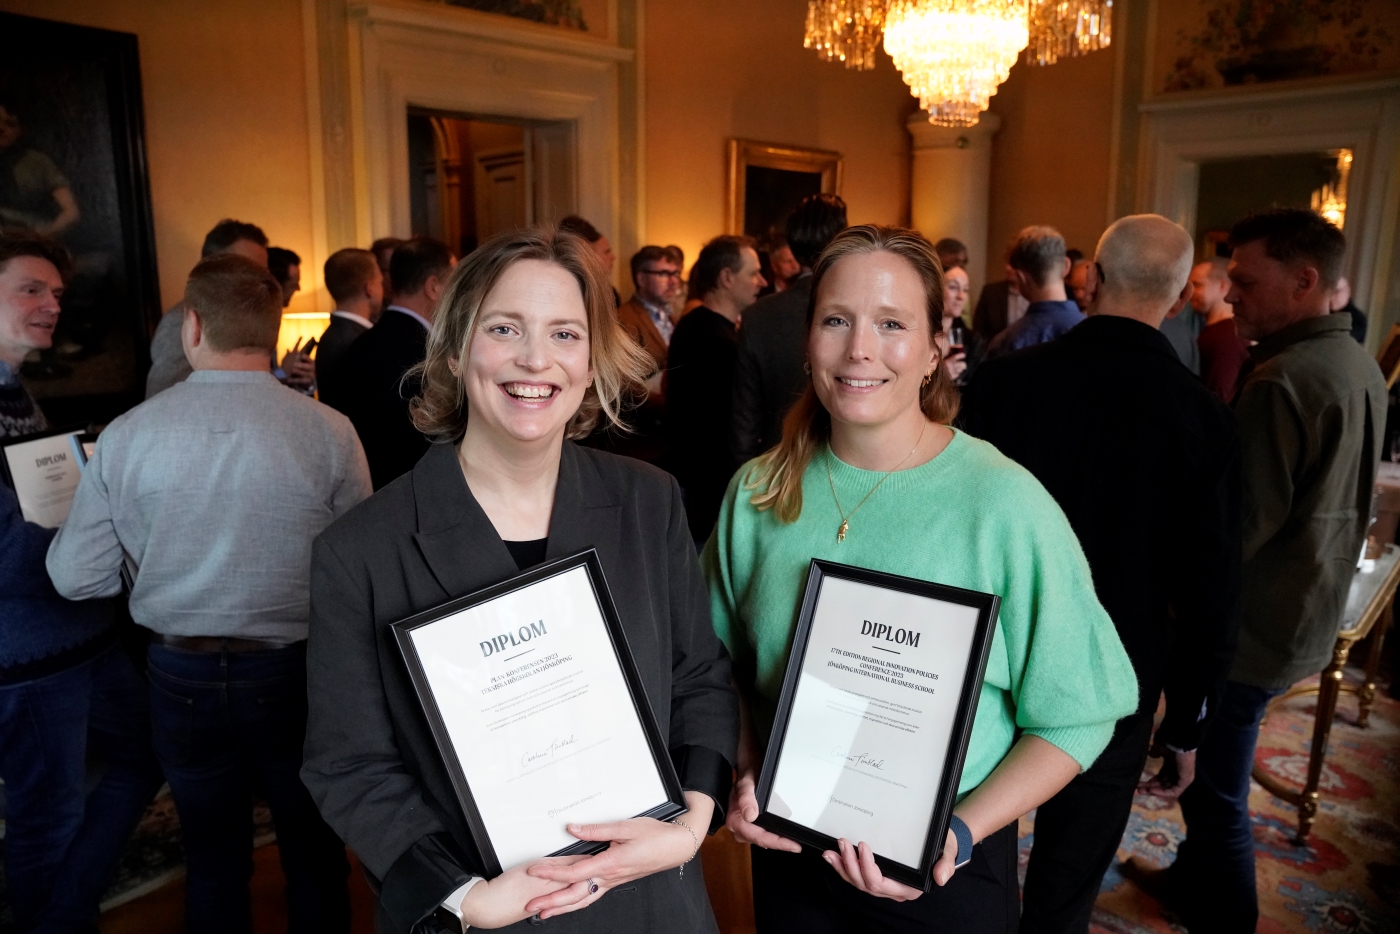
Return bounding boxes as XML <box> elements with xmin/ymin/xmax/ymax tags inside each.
<box><xmin>49</xmin><ymin>254</ymin><xmax>372</xmax><ymax>932</ymax></box>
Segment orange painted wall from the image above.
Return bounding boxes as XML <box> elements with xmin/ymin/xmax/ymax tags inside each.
<box><xmin>643</xmin><ymin>0</ymin><xmax>918</xmax><ymax>274</ymax></box>
<box><xmin>983</xmin><ymin>49</ymin><xmax>1118</xmax><ymax>271</ymax></box>
<box><xmin>0</xmin><ymin>0</ymin><xmax>317</xmax><ymax>315</ymax></box>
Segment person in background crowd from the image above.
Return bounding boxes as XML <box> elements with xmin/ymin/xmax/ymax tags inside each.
<box><xmin>1329</xmin><ymin>276</ymin><xmax>1368</xmax><ymax>344</ymax></box>
<box><xmin>146</xmin><ymin>219</ymin><xmax>314</xmax><ymax>397</ymax></box>
<box><xmin>985</xmin><ymin>226</ymin><xmax>1082</xmax><ymax>357</ymax></box>
<box><xmin>48</xmin><ymin>254</ymin><xmax>370</xmax><ymax>934</ymax></box>
<box><xmin>961</xmin><ymin>215</ymin><xmax>1242</xmax><ymax>934</ymax></box>
<box><xmin>710</xmin><ymin>225</ymin><xmax>1137</xmax><ymax>934</ymax></box>
<box><xmin>1191</xmin><ymin>258</ymin><xmax>1250</xmax><ymax>402</ymax></box>
<box><xmin>942</xmin><ymin>264</ymin><xmax>983</xmax><ymax>386</ymax></box>
<box><xmin>268</xmin><ymin>247</ymin><xmax>302</xmax><ymax>308</ymax></box>
<box><xmin>664</xmin><ymin>244</ymin><xmax>689</xmax><ymax>319</ymax></box>
<box><xmin>972</xmin><ymin>242</ymin><xmax>1030</xmax><ymax>344</ymax></box>
<box><xmin>1066</xmin><ymin>255</ymin><xmax>1091</xmax><ymax>310</ymax></box>
<box><xmin>316</xmin><ymin>247</ymin><xmax>384</xmax><ymax>414</ymax></box>
<box><xmin>1160</xmin><ymin>279</ymin><xmax>1204</xmax><ymax>376</ymax></box>
<box><xmin>768</xmin><ymin>235</ymin><xmax>802</xmax><ymax>292</ymax></box>
<box><xmin>1132</xmin><ymin>209</ymin><xmax>1387</xmax><ymax>933</ymax></box>
<box><xmin>667</xmin><ymin>234</ymin><xmax>766</xmax><ymax>543</ymax></box>
<box><xmin>934</xmin><ymin>236</ymin><xmax>969</xmax><ymax>274</ymax></box>
<box><xmin>604</xmin><ymin>244</ymin><xmax>681</xmax><ymax>462</ymax></box>
<box><xmin>559</xmin><ymin>215</ymin><xmax>619</xmax><ymax>306</ymax></box>
<box><xmin>0</xmin><ymin>232</ymin><xmax>162</xmax><ymax>933</ymax></box>
<box><xmin>370</xmin><ymin>236</ymin><xmax>403</xmax><ymax>315</ymax></box>
<box><xmin>303</xmin><ymin>227</ymin><xmax>737</xmax><ymax>934</ymax></box>
<box><xmin>340</xmin><ymin>236</ymin><xmax>454</xmax><ymax>489</ymax></box>
<box><xmin>730</xmin><ymin>193</ymin><xmax>847</xmax><ymax>466</ymax></box>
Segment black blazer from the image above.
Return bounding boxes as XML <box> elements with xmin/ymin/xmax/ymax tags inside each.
<box><xmin>729</xmin><ymin>275</ymin><xmax>812</xmax><ymax>467</ymax></box>
<box><xmin>315</xmin><ymin>313</ymin><xmax>372</xmax><ymax>414</ymax></box>
<box><xmin>664</xmin><ymin>307</ymin><xmax>740</xmax><ymax>542</ymax></box>
<box><xmin>302</xmin><ymin>441</ymin><xmax>738</xmax><ymax>934</ymax></box>
<box><xmin>960</xmin><ymin>316</ymin><xmax>1241</xmax><ymax>750</ymax></box>
<box><xmin>339</xmin><ymin>309</ymin><xmax>431</xmax><ymax>489</ymax></box>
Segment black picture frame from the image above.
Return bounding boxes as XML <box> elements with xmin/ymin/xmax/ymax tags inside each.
<box><xmin>754</xmin><ymin>559</ymin><xmax>999</xmax><ymax>891</ymax></box>
<box><xmin>392</xmin><ymin>547</ymin><xmax>686</xmax><ymax>877</ymax></box>
<box><xmin>0</xmin><ymin>422</ymin><xmax>85</xmax><ymax>491</ymax></box>
<box><xmin>1</xmin><ymin>12</ymin><xmax>161</xmax><ymax>428</ymax></box>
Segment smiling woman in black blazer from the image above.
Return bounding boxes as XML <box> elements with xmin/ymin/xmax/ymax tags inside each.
<box><xmin>301</xmin><ymin>228</ymin><xmax>738</xmax><ymax>933</ymax></box>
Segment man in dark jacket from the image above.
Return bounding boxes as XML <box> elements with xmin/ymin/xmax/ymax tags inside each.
<box><xmin>730</xmin><ymin>193</ymin><xmax>847</xmax><ymax>465</ymax></box>
<box><xmin>340</xmin><ymin>237</ymin><xmax>454</xmax><ymax>489</ymax></box>
<box><xmin>666</xmin><ymin>235</ymin><xmax>765</xmax><ymax>543</ymax></box>
<box><xmin>0</xmin><ymin>232</ymin><xmax>162</xmax><ymax>932</ymax></box>
<box><xmin>316</xmin><ymin>247</ymin><xmax>383</xmax><ymax>413</ymax></box>
<box><xmin>1153</xmin><ymin>209</ymin><xmax>1387</xmax><ymax>933</ymax></box>
<box><xmin>961</xmin><ymin>214</ymin><xmax>1242</xmax><ymax>934</ymax></box>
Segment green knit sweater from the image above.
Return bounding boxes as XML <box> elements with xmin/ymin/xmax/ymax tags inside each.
<box><xmin>703</xmin><ymin>429</ymin><xmax>1138</xmax><ymax>794</ymax></box>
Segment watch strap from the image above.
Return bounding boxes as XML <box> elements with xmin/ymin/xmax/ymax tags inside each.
<box><xmin>948</xmin><ymin>815</ymin><xmax>974</xmax><ymax>868</ymax></box>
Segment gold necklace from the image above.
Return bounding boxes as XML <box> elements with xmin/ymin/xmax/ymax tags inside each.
<box><xmin>825</xmin><ymin>421</ymin><xmax>927</xmax><ymax>543</ymax></box>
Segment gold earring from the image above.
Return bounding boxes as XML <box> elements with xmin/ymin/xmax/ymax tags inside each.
<box><xmin>922</xmin><ymin>371</ymin><xmax>934</xmax><ymax>387</ymax></box>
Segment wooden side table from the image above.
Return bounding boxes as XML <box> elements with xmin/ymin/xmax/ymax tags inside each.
<box><xmin>1251</xmin><ymin>542</ymin><xmax>1400</xmax><ymax>844</ymax></box>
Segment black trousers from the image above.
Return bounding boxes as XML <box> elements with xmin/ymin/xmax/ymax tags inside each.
<box><xmin>1019</xmin><ymin>711</ymin><xmax>1155</xmax><ymax>934</ymax></box>
<box><xmin>751</xmin><ymin>822</ymin><xmax>1020</xmax><ymax>934</ymax></box>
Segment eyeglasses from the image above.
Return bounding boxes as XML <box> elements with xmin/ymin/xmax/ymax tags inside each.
<box><xmin>639</xmin><ymin>268</ymin><xmax>682</xmax><ymax>279</ymax></box>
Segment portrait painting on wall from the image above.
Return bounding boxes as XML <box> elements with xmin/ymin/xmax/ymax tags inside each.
<box><xmin>446</xmin><ymin>0</ymin><xmax>589</xmax><ymax>30</ymax></box>
<box><xmin>0</xmin><ymin>12</ymin><xmax>160</xmax><ymax>428</ymax></box>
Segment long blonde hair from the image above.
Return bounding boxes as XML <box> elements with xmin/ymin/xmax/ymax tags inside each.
<box><xmin>409</xmin><ymin>226</ymin><xmax>652</xmax><ymax>442</ymax></box>
<box><xmin>746</xmin><ymin>225</ymin><xmax>960</xmax><ymax>523</ymax></box>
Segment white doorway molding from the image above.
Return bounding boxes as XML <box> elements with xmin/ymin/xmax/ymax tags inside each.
<box><xmin>1138</xmin><ymin>76</ymin><xmax>1400</xmax><ymax>346</ymax></box>
<box><xmin>346</xmin><ymin>0</ymin><xmax>634</xmax><ymax>253</ymax></box>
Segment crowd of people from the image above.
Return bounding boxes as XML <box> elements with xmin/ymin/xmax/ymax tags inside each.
<box><xmin>0</xmin><ymin>196</ymin><xmax>1385</xmax><ymax>934</ymax></box>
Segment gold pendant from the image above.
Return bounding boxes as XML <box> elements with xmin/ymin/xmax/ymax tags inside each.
<box><xmin>837</xmin><ymin>519</ymin><xmax>849</xmax><ymax>543</ymax></box>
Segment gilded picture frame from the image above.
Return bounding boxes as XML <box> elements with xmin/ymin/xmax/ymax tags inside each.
<box><xmin>725</xmin><ymin>139</ymin><xmax>843</xmax><ymax>238</ymax></box>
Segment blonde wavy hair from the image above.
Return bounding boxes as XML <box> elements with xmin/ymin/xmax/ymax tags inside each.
<box><xmin>746</xmin><ymin>225</ymin><xmax>961</xmax><ymax>523</ymax></box>
<box><xmin>409</xmin><ymin>226</ymin><xmax>652</xmax><ymax>442</ymax></box>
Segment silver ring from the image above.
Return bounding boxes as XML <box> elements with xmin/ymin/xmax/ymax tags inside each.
<box><xmin>587</xmin><ymin>879</ymin><xmax>599</xmax><ymax>894</ymax></box>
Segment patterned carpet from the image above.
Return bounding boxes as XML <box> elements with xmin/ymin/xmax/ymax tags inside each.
<box><xmin>1017</xmin><ymin>672</ymin><xmax>1400</xmax><ymax>934</ymax></box>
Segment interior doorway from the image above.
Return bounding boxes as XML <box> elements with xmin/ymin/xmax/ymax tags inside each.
<box><xmin>406</xmin><ymin>109</ymin><xmax>576</xmax><ymax>256</ymax></box>
<box><xmin>1192</xmin><ymin>149</ymin><xmax>1352</xmax><ymax>260</ymax></box>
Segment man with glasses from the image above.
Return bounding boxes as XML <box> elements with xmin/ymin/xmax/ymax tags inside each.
<box><xmin>609</xmin><ymin>246</ymin><xmax>682</xmax><ymax>462</ymax></box>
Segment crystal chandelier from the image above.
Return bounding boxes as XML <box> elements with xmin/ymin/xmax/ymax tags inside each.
<box><xmin>883</xmin><ymin>0</ymin><xmax>1030</xmax><ymax>127</ymax></box>
<box><xmin>1024</xmin><ymin>0</ymin><xmax>1112</xmax><ymax>66</ymax></box>
<box><xmin>804</xmin><ymin>0</ymin><xmax>889</xmax><ymax>70</ymax></box>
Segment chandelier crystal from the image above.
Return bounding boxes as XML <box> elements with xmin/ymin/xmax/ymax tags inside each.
<box><xmin>1024</xmin><ymin>0</ymin><xmax>1112</xmax><ymax>66</ymax></box>
<box><xmin>883</xmin><ymin>0</ymin><xmax>1030</xmax><ymax>127</ymax></box>
<box><xmin>804</xmin><ymin>0</ymin><xmax>889</xmax><ymax>70</ymax></box>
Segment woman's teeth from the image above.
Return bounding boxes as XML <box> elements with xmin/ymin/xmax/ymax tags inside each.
<box><xmin>504</xmin><ymin>383</ymin><xmax>555</xmax><ymax>399</ymax></box>
<box><xmin>838</xmin><ymin>378</ymin><xmax>884</xmax><ymax>388</ymax></box>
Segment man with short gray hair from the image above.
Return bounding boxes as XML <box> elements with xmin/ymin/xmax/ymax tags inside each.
<box><xmin>962</xmin><ymin>214</ymin><xmax>1242</xmax><ymax>934</ymax></box>
<box><xmin>985</xmin><ymin>225</ymin><xmax>1083</xmax><ymax>357</ymax></box>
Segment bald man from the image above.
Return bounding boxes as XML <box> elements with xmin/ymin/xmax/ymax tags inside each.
<box><xmin>961</xmin><ymin>215</ymin><xmax>1241</xmax><ymax>934</ymax></box>
<box><xmin>1190</xmin><ymin>258</ymin><xmax>1250</xmax><ymax>402</ymax></box>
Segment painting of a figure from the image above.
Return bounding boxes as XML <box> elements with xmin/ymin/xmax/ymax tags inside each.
<box><xmin>0</xmin><ymin>13</ymin><xmax>159</xmax><ymax>427</ymax></box>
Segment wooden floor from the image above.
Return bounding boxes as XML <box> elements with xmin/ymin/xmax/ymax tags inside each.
<box><xmin>99</xmin><ymin>830</ymin><xmax>756</xmax><ymax>933</ymax></box>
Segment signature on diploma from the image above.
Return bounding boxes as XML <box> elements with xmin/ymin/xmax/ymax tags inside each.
<box><xmin>832</xmin><ymin>747</ymin><xmax>885</xmax><ymax>771</ymax></box>
<box><xmin>522</xmin><ymin>735</ymin><xmax>579</xmax><ymax>767</ymax></box>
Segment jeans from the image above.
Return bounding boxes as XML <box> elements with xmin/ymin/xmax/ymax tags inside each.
<box><xmin>0</xmin><ymin>643</ymin><xmax>163</xmax><ymax>933</ymax></box>
<box><xmin>146</xmin><ymin>642</ymin><xmax>349</xmax><ymax>934</ymax></box>
<box><xmin>1171</xmin><ymin>680</ymin><xmax>1283</xmax><ymax>934</ymax></box>
<box><xmin>1020</xmin><ymin>710</ymin><xmax>1156</xmax><ymax>934</ymax></box>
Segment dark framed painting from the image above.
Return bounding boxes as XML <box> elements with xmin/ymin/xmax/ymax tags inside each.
<box><xmin>1</xmin><ymin>12</ymin><xmax>160</xmax><ymax>428</ymax></box>
<box><xmin>726</xmin><ymin>139</ymin><xmax>842</xmax><ymax>241</ymax></box>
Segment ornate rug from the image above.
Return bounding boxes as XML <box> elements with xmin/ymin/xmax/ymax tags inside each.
<box><xmin>1018</xmin><ymin>674</ymin><xmax>1400</xmax><ymax>934</ymax></box>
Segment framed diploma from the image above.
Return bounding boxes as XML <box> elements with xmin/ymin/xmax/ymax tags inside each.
<box><xmin>393</xmin><ymin>548</ymin><xmax>686</xmax><ymax>876</ymax></box>
<box><xmin>0</xmin><ymin>427</ymin><xmax>87</xmax><ymax>528</ymax></box>
<box><xmin>755</xmin><ymin>560</ymin><xmax>999</xmax><ymax>891</ymax></box>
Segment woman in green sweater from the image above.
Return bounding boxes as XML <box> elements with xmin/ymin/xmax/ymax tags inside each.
<box><xmin>703</xmin><ymin>225</ymin><xmax>1137</xmax><ymax>933</ymax></box>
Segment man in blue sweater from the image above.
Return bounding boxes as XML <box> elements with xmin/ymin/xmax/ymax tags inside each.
<box><xmin>985</xmin><ymin>225</ymin><xmax>1084</xmax><ymax>358</ymax></box>
<box><xmin>0</xmin><ymin>228</ymin><xmax>162</xmax><ymax>934</ymax></box>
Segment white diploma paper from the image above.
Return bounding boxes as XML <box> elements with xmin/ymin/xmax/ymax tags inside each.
<box><xmin>767</xmin><ymin>576</ymin><xmax>980</xmax><ymax>867</ymax></box>
<box><xmin>3</xmin><ymin>432</ymin><xmax>82</xmax><ymax>528</ymax></box>
<box><xmin>408</xmin><ymin>565</ymin><xmax>669</xmax><ymax>870</ymax></box>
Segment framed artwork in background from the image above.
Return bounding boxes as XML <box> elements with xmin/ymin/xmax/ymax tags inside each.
<box><xmin>726</xmin><ymin>139</ymin><xmax>842</xmax><ymax>242</ymax></box>
<box><xmin>0</xmin><ymin>12</ymin><xmax>160</xmax><ymax>428</ymax></box>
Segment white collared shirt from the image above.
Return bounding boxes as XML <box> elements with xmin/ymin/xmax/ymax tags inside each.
<box><xmin>330</xmin><ymin>310</ymin><xmax>372</xmax><ymax>330</ymax></box>
<box><xmin>387</xmin><ymin>305</ymin><xmax>431</xmax><ymax>331</ymax></box>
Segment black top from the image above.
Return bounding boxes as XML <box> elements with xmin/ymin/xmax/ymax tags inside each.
<box><xmin>315</xmin><ymin>314</ymin><xmax>372</xmax><ymax>415</ymax></box>
<box><xmin>337</xmin><ymin>309</ymin><xmax>431</xmax><ymax>490</ymax></box>
<box><xmin>1337</xmin><ymin>303</ymin><xmax>1368</xmax><ymax>344</ymax></box>
<box><xmin>303</xmin><ymin>441</ymin><xmax>738</xmax><ymax>934</ymax></box>
<box><xmin>960</xmin><ymin>315</ymin><xmax>1242</xmax><ymax>750</ymax></box>
<box><xmin>665</xmin><ymin>306</ymin><xmax>740</xmax><ymax>541</ymax></box>
<box><xmin>730</xmin><ymin>275</ymin><xmax>812</xmax><ymax>466</ymax></box>
<box><xmin>502</xmin><ymin>537</ymin><xmax>548</xmax><ymax>570</ymax></box>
